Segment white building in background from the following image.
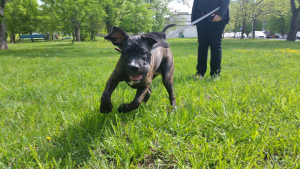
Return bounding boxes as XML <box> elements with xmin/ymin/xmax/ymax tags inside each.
<box><xmin>167</xmin><ymin>12</ymin><xmax>198</xmax><ymax>38</ymax></box>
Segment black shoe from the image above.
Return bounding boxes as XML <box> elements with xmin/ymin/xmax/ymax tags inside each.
<box><xmin>194</xmin><ymin>73</ymin><xmax>204</xmax><ymax>80</ymax></box>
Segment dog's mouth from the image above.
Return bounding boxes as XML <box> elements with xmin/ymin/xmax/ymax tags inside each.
<box><xmin>129</xmin><ymin>75</ymin><xmax>143</xmax><ymax>81</ymax></box>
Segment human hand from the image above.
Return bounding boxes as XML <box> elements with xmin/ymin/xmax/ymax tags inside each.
<box><xmin>211</xmin><ymin>14</ymin><xmax>222</xmax><ymax>22</ymax></box>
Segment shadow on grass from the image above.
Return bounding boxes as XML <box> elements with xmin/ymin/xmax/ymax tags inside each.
<box><xmin>41</xmin><ymin>108</ymin><xmax>139</xmax><ymax>167</ymax></box>
<box><xmin>2</xmin><ymin>47</ymin><xmax>117</xmax><ymax>58</ymax></box>
<box><xmin>50</xmin><ymin>111</ymin><xmax>115</xmax><ymax>166</ymax></box>
<box><xmin>38</xmin><ymin>84</ymin><xmax>144</xmax><ymax>167</ymax></box>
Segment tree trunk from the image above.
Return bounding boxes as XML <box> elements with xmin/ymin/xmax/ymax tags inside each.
<box><xmin>241</xmin><ymin>9</ymin><xmax>248</xmax><ymax>39</ymax></box>
<box><xmin>10</xmin><ymin>34</ymin><xmax>15</xmax><ymax>43</ymax></box>
<box><xmin>70</xmin><ymin>13</ymin><xmax>81</xmax><ymax>42</ymax></box>
<box><xmin>75</xmin><ymin>26</ymin><xmax>81</xmax><ymax>42</ymax></box>
<box><xmin>91</xmin><ymin>30</ymin><xmax>95</xmax><ymax>41</ymax></box>
<box><xmin>279</xmin><ymin>16</ymin><xmax>286</xmax><ymax>37</ymax></box>
<box><xmin>0</xmin><ymin>20</ymin><xmax>7</xmax><ymax>49</ymax></box>
<box><xmin>241</xmin><ymin>18</ymin><xmax>247</xmax><ymax>39</ymax></box>
<box><xmin>287</xmin><ymin>18</ymin><xmax>300</xmax><ymax>41</ymax></box>
<box><xmin>252</xmin><ymin>19</ymin><xmax>257</xmax><ymax>39</ymax></box>
<box><xmin>0</xmin><ymin>0</ymin><xmax>8</xmax><ymax>50</ymax></box>
<box><xmin>287</xmin><ymin>0</ymin><xmax>300</xmax><ymax>41</ymax></box>
<box><xmin>234</xmin><ymin>21</ymin><xmax>237</xmax><ymax>39</ymax></box>
<box><xmin>72</xmin><ymin>33</ymin><xmax>75</xmax><ymax>44</ymax></box>
<box><xmin>30</xmin><ymin>32</ymin><xmax>34</xmax><ymax>42</ymax></box>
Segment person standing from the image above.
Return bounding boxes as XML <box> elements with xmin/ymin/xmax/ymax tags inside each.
<box><xmin>192</xmin><ymin>0</ymin><xmax>230</xmax><ymax>80</ymax></box>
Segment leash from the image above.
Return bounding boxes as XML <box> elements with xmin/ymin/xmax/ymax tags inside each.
<box><xmin>166</xmin><ymin>7</ymin><xmax>220</xmax><ymax>39</ymax></box>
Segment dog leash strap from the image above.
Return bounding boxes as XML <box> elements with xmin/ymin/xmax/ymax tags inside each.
<box><xmin>166</xmin><ymin>7</ymin><xmax>220</xmax><ymax>39</ymax></box>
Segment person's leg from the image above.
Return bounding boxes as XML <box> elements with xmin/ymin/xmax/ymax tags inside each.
<box><xmin>196</xmin><ymin>19</ymin><xmax>209</xmax><ymax>77</ymax></box>
<box><xmin>208</xmin><ymin>20</ymin><xmax>227</xmax><ymax>76</ymax></box>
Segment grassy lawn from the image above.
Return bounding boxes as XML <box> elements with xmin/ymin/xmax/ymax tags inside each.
<box><xmin>0</xmin><ymin>38</ymin><xmax>299</xmax><ymax>168</ymax></box>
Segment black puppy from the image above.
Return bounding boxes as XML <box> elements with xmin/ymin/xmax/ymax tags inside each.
<box><xmin>100</xmin><ymin>25</ymin><xmax>176</xmax><ymax>113</ymax></box>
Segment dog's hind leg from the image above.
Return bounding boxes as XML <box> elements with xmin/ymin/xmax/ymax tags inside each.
<box><xmin>118</xmin><ymin>87</ymin><xmax>149</xmax><ymax>113</ymax></box>
<box><xmin>161</xmin><ymin>64</ymin><xmax>176</xmax><ymax>108</ymax></box>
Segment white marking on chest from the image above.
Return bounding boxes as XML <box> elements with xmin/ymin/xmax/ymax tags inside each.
<box><xmin>128</xmin><ymin>80</ymin><xmax>140</xmax><ymax>86</ymax></box>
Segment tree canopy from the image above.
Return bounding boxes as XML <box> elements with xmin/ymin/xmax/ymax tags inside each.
<box><xmin>0</xmin><ymin>0</ymin><xmax>299</xmax><ymax>49</ymax></box>
<box><xmin>227</xmin><ymin>0</ymin><xmax>298</xmax><ymax>41</ymax></box>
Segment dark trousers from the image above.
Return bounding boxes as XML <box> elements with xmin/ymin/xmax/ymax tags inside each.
<box><xmin>196</xmin><ymin>19</ymin><xmax>227</xmax><ymax>76</ymax></box>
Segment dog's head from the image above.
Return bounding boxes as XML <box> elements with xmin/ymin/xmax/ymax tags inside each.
<box><xmin>105</xmin><ymin>27</ymin><xmax>169</xmax><ymax>83</ymax></box>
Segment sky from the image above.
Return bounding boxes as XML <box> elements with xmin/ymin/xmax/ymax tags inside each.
<box><xmin>168</xmin><ymin>0</ymin><xmax>193</xmax><ymax>14</ymax></box>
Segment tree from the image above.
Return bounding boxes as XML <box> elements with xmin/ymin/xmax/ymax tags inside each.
<box><xmin>119</xmin><ymin>0</ymin><xmax>155</xmax><ymax>34</ymax></box>
<box><xmin>227</xmin><ymin>1</ymin><xmax>240</xmax><ymax>36</ymax></box>
<box><xmin>229</xmin><ymin>0</ymin><xmax>253</xmax><ymax>39</ymax></box>
<box><xmin>5</xmin><ymin>0</ymin><xmax>23</xmax><ymax>43</ymax></box>
<box><xmin>287</xmin><ymin>0</ymin><xmax>300</xmax><ymax>41</ymax></box>
<box><xmin>104</xmin><ymin>0</ymin><xmax>173</xmax><ymax>34</ymax></box>
<box><xmin>150</xmin><ymin>0</ymin><xmax>172</xmax><ymax>32</ymax></box>
<box><xmin>38</xmin><ymin>1</ymin><xmax>61</xmax><ymax>40</ymax></box>
<box><xmin>83</xmin><ymin>1</ymin><xmax>106</xmax><ymax>40</ymax></box>
<box><xmin>227</xmin><ymin>0</ymin><xmax>262</xmax><ymax>38</ymax></box>
<box><xmin>6</xmin><ymin>0</ymin><xmax>41</xmax><ymax>43</ymax></box>
<box><xmin>104</xmin><ymin>0</ymin><xmax>124</xmax><ymax>33</ymax></box>
<box><xmin>265</xmin><ymin>0</ymin><xmax>290</xmax><ymax>37</ymax></box>
<box><xmin>248</xmin><ymin>0</ymin><xmax>273</xmax><ymax>39</ymax></box>
<box><xmin>41</xmin><ymin>0</ymin><xmax>105</xmax><ymax>42</ymax></box>
<box><xmin>0</xmin><ymin>0</ymin><xmax>9</xmax><ymax>49</ymax></box>
<box><xmin>63</xmin><ymin>0</ymin><xmax>89</xmax><ymax>42</ymax></box>
<box><xmin>84</xmin><ymin>14</ymin><xmax>105</xmax><ymax>41</ymax></box>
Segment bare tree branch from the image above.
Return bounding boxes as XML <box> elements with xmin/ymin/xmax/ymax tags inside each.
<box><xmin>256</xmin><ymin>0</ymin><xmax>264</xmax><ymax>5</ymax></box>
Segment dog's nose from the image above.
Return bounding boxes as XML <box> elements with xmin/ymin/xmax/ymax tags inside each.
<box><xmin>128</xmin><ymin>64</ymin><xmax>139</xmax><ymax>72</ymax></box>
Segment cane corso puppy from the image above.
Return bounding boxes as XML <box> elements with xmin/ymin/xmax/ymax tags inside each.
<box><xmin>100</xmin><ymin>25</ymin><xmax>176</xmax><ymax>113</ymax></box>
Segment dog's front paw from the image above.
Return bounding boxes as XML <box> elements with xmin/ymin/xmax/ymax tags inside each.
<box><xmin>143</xmin><ymin>93</ymin><xmax>150</xmax><ymax>103</ymax></box>
<box><xmin>118</xmin><ymin>104</ymin><xmax>130</xmax><ymax>113</ymax></box>
<box><xmin>100</xmin><ymin>102</ymin><xmax>113</xmax><ymax>113</ymax></box>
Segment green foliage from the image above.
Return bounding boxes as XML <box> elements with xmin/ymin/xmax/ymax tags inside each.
<box><xmin>119</xmin><ymin>0</ymin><xmax>155</xmax><ymax>34</ymax></box>
<box><xmin>106</xmin><ymin>0</ymin><xmax>175</xmax><ymax>34</ymax></box>
<box><xmin>265</xmin><ymin>0</ymin><xmax>291</xmax><ymax>35</ymax></box>
<box><xmin>5</xmin><ymin>0</ymin><xmax>41</xmax><ymax>34</ymax></box>
<box><xmin>266</xmin><ymin>10</ymin><xmax>291</xmax><ymax>35</ymax></box>
<box><xmin>82</xmin><ymin>2</ymin><xmax>107</xmax><ymax>40</ymax></box>
<box><xmin>0</xmin><ymin>39</ymin><xmax>300</xmax><ymax>168</ymax></box>
<box><xmin>39</xmin><ymin>0</ymin><xmax>107</xmax><ymax>41</ymax></box>
<box><xmin>2</xmin><ymin>0</ymin><xmax>296</xmax><ymax>40</ymax></box>
<box><xmin>150</xmin><ymin>0</ymin><xmax>173</xmax><ymax>32</ymax></box>
<box><xmin>4</xmin><ymin>0</ymin><xmax>176</xmax><ymax>38</ymax></box>
<box><xmin>104</xmin><ymin>0</ymin><xmax>125</xmax><ymax>30</ymax></box>
<box><xmin>38</xmin><ymin>2</ymin><xmax>61</xmax><ymax>35</ymax></box>
<box><xmin>227</xmin><ymin>0</ymin><xmax>292</xmax><ymax>36</ymax></box>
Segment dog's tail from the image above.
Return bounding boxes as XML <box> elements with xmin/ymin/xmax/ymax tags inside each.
<box><xmin>162</xmin><ymin>24</ymin><xmax>176</xmax><ymax>33</ymax></box>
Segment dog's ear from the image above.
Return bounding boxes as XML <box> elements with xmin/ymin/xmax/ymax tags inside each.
<box><xmin>105</xmin><ymin>27</ymin><xmax>129</xmax><ymax>48</ymax></box>
<box><xmin>141</xmin><ymin>32</ymin><xmax>170</xmax><ymax>48</ymax></box>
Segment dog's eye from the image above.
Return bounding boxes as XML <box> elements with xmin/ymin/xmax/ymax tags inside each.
<box><xmin>140</xmin><ymin>50</ymin><xmax>147</xmax><ymax>55</ymax></box>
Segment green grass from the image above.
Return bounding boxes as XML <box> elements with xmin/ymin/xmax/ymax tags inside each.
<box><xmin>0</xmin><ymin>39</ymin><xmax>299</xmax><ymax>168</ymax></box>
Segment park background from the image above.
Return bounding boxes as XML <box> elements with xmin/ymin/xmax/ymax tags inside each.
<box><xmin>0</xmin><ymin>0</ymin><xmax>300</xmax><ymax>46</ymax></box>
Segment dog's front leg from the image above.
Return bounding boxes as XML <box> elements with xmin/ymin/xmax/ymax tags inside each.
<box><xmin>118</xmin><ymin>87</ymin><xmax>149</xmax><ymax>113</ymax></box>
<box><xmin>143</xmin><ymin>87</ymin><xmax>151</xmax><ymax>103</ymax></box>
<box><xmin>100</xmin><ymin>76</ymin><xmax>119</xmax><ymax>113</ymax></box>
